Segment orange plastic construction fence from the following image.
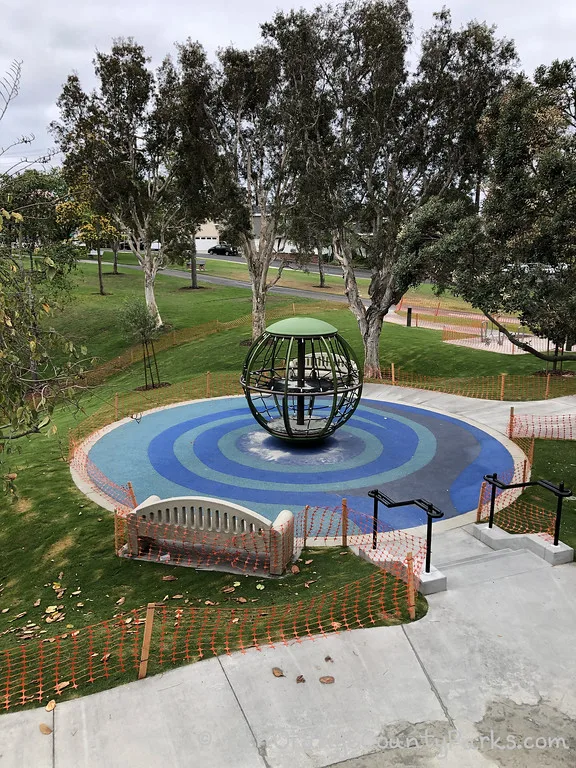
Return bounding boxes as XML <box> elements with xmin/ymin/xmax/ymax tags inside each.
<box><xmin>1</xmin><ymin>506</ymin><xmax>424</xmax><ymax>712</ymax></box>
<box><xmin>509</xmin><ymin>411</ymin><xmax>576</xmax><ymax>441</ymax></box>
<box><xmin>115</xmin><ymin>504</ymin><xmax>428</xmax><ymax>588</ymax></box>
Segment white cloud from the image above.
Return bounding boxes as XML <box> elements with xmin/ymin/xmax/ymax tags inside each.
<box><xmin>1</xmin><ymin>0</ymin><xmax>575</xmax><ymax>170</ymax></box>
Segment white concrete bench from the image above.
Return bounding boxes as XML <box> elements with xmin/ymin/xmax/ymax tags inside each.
<box><xmin>123</xmin><ymin>495</ymin><xmax>294</xmax><ymax>575</ymax></box>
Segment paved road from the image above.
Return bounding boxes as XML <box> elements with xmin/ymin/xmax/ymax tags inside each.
<box><xmin>83</xmin><ymin>259</ymin><xmax>359</xmax><ymax>306</ymax></box>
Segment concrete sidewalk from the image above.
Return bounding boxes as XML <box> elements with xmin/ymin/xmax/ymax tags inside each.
<box><xmin>2</xmin><ymin>526</ymin><xmax>575</xmax><ymax>768</ymax></box>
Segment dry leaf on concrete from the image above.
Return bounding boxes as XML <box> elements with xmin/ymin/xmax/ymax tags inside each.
<box><xmin>319</xmin><ymin>676</ymin><xmax>335</xmax><ymax>684</ymax></box>
<box><xmin>39</xmin><ymin>723</ymin><xmax>52</xmax><ymax>735</ymax></box>
<box><xmin>45</xmin><ymin>700</ymin><xmax>56</xmax><ymax>712</ymax></box>
<box><xmin>272</xmin><ymin>667</ymin><xmax>285</xmax><ymax>678</ymax></box>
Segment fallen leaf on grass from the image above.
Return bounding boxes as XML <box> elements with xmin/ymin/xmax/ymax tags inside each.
<box><xmin>304</xmin><ymin>581</ymin><xmax>317</xmax><ymax>588</ymax></box>
<box><xmin>33</xmin><ymin>599</ymin><xmax>41</xmax><ymax>608</ymax></box>
<box><xmin>204</xmin><ymin>600</ymin><xmax>215</xmax><ymax>606</ymax></box>
<box><xmin>1</xmin><ymin>608</ymin><xmax>8</xmax><ymax>614</ymax></box>
<box><xmin>272</xmin><ymin>667</ymin><xmax>285</xmax><ymax>678</ymax></box>
<box><xmin>45</xmin><ymin>700</ymin><xmax>56</xmax><ymax>712</ymax></box>
<box><xmin>296</xmin><ymin>675</ymin><xmax>306</xmax><ymax>683</ymax></box>
<box><xmin>45</xmin><ymin>606</ymin><xmax>57</xmax><ymax>614</ymax></box>
<box><xmin>13</xmin><ymin>612</ymin><xmax>26</xmax><ymax>620</ymax></box>
<box><xmin>236</xmin><ymin>597</ymin><xmax>247</xmax><ymax>604</ymax></box>
<box><xmin>116</xmin><ymin>597</ymin><xmax>125</xmax><ymax>606</ymax></box>
<box><xmin>291</xmin><ymin>565</ymin><xmax>300</xmax><ymax>574</ymax></box>
<box><xmin>319</xmin><ymin>676</ymin><xmax>335</xmax><ymax>684</ymax></box>
<box><xmin>58</xmin><ymin>572</ymin><xmax>64</xmax><ymax>581</ymax></box>
<box><xmin>101</xmin><ymin>653</ymin><xmax>111</xmax><ymax>662</ymax></box>
<box><xmin>339</xmin><ymin>551</ymin><xmax>348</xmax><ymax>556</ymax></box>
<box><xmin>305</xmin><ymin>560</ymin><xmax>313</xmax><ymax>565</ymax></box>
<box><xmin>231</xmin><ymin>618</ymin><xmax>240</xmax><ymax>624</ymax></box>
<box><xmin>222</xmin><ymin>587</ymin><xmax>236</xmax><ymax>594</ymax></box>
<box><xmin>233</xmin><ymin>581</ymin><xmax>241</xmax><ymax>587</ymax></box>
<box><xmin>162</xmin><ymin>575</ymin><xmax>177</xmax><ymax>582</ymax></box>
<box><xmin>71</xmin><ymin>590</ymin><xmax>81</xmax><ymax>597</ymax></box>
<box><xmin>54</xmin><ymin>681</ymin><xmax>70</xmax><ymax>693</ymax></box>
<box><xmin>256</xmin><ymin>584</ymin><xmax>265</xmax><ymax>591</ymax></box>
<box><xmin>172</xmin><ymin>594</ymin><xmax>183</xmax><ymax>599</ymax></box>
<box><xmin>39</xmin><ymin>723</ymin><xmax>52</xmax><ymax>735</ymax></box>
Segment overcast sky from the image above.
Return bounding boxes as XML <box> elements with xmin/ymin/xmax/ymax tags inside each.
<box><xmin>1</xmin><ymin>0</ymin><xmax>575</xmax><ymax>171</ymax></box>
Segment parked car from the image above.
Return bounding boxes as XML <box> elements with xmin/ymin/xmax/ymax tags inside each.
<box><xmin>207</xmin><ymin>243</ymin><xmax>239</xmax><ymax>256</ymax></box>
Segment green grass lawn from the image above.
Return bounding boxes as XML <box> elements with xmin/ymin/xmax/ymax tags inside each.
<box><xmin>62</xmin><ymin>263</ymin><xmax>565</xmax><ymax>399</ymax></box>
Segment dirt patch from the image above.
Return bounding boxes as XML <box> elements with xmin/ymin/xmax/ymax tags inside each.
<box><xmin>43</xmin><ymin>533</ymin><xmax>76</xmax><ymax>563</ymax></box>
<box><xmin>336</xmin><ymin>699</ymin><xmax>576</xmax><ymax>767</ymax></box>
<box><xmin>133</xmin><ymin>381</ymin><xmax>171</xmax><ymax>391</ymax></box>
<box><xmin>15</xmin><ymin>498</ymin><xmax>34</xmax><ymax>518</ymax></box>
<box><xmin>475</xmin><ymin>697</ymin><xmax>576</xmax><ymax>767</ymax></box>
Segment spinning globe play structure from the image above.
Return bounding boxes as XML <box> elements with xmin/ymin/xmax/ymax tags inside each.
<box><xmin>240</xmin><ymin>317</ymin><xmax>363</xmax><ymax>442</ymax></box>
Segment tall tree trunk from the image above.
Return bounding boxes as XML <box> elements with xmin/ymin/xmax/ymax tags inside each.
<box><xmin>242</xmin><ymin>232</ymin><xmax>276</xmax><ymax>340</ymax></box>
<box><xmin>332</xmin><ymin>231</ymin><xmax>401</xmax><ymax>378</ymax></box>
<box><xmin>362</xmin><ymin>309</ymin><xmax>385</xmax><ymax>378</ymax></box>
<box><xmin>189</xmin><ymin>239</ymin><xmax>198</xmax><ymax>289</ymax></box>
<box><xmin>317</xmin><ymin>242</ymin><xmax>326</xmax><ymax>288</ymax></box>
<box><xmin>97</xmin><ymin>245</ymin><xmax>105</xmax><ymax>295</ymax></box>
<box><xmin>143</xmin><ymin>249</ymin><xmax>163</xmax><ymax>328</ymax></box>
<box><xmin>112</xmin><ymin>240</ymin><xmax>119</xmax><ymax>275</ymax></box>
<box><xmin>251</xmin><ymin>290</ymin><xmax>267</xmax><ymax>339</ymax></box>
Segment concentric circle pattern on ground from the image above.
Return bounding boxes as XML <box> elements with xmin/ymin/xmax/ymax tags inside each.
<box><xmin>87</xmin><ymin>397</ymin><xmax>515</xmax><ymax>528</ymax></box>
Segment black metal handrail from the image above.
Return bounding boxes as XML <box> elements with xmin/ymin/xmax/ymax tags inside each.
<box><xmin>368</xmin><ymin>489</ymin><xmax>444</xmax><ymax>573</ymax></box>
<box><xmin>482</xmin><ymin>473</ymin><xmax>572</xmax><ymax>546</ymax></box>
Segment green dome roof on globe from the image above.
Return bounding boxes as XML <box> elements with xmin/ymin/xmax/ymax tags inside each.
<box><xmin>265</xmin><ymin>317</ymin><xmax>338</xmax><ymax>338</ymax></box>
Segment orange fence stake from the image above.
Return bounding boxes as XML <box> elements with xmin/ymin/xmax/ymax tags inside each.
<box><xmin>114</xmin><ymin>393</ymin><xmax>119</xmax><ymax>421</ymax></box>
<box><xmin>138</xmin><ymin>603</ymin><xmax>157</xmax><ymax>679</ymax></box>
<box><xmin>507</xmin><ymin>406</ymin><xmax>515</xmax><ymax>438</ymax></box>
<box><xmin>545</xmin><ymin>374</ymin><xmax>551</xmax><ymax>400</ymax></box>
<box><xmin>406</xmin><ymin>552</ymin><xmax>416</xmax><ymax>620</ymax></box>
<box><xmin>476</xmin><ymin>481</ymin><xmax>487</xmax><ymax>523</ymax></box>
<box><xmin>391</xmin><ymin>363</ymin><xmax>396</xmax><ymax>385</ymax></box>
<box><xmin>206</xmin><ymin>371</ymin><xmax>211</xmax><ymax>398</ymax></box>
<box><xmin>303</xmin><ymin>505</ymin><xmax>309</xmax><ymax>550</ymax></box>
<box><xmin>522</xmin><ymin>459</ymin><xmax>528</xmax><ymax>484</ymax></box>
<box><xmin>342</xmin><ymin>498</ymin><xmax>348</xmax><ymax>548</ymax></box>
<box><xmin>415</xmin><ymin>313</ymin><xmax>419</xmax><ymax>327</ymax></box>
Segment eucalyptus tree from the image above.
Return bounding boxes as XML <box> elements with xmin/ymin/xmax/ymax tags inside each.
<box><xmin>185</xmin><ymin>40</ymin><xmax>300</xmax><ymax>338</ymax></box>
<box><xmin>266</xmin><ymin>2</ymin><xmax>517</xmax><ymax>374</ymax></box>
<box><xmin>52</xmin><ymin>39</ymin><xmax>213</xmax><ymax>327</ymax></box>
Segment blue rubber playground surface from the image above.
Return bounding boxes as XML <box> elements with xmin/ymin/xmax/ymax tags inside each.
<box><xmin>88</xmin><ymin>397</ymin><xmax>515</xmax><ymax>529</ymax></box>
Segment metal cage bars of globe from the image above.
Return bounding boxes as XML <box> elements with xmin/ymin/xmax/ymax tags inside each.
<box><xmin>240</xmin><ymin>317</ymin><xmax>363</xmax><ymax>442</ymax></box>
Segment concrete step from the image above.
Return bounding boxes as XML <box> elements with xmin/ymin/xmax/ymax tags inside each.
<box><xmin>435</xmin><ymin>547</ymin><xmax>515</xmax><ymax>570</ymax></box>
<box><xmin>438</xmin><ymin>548</ymin><xmax>550</xmax><ymax>589</ymax></box>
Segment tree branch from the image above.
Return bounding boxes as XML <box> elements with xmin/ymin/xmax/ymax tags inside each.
<box><xmin>482</xmin><ymin>310</ymin><xmax>576</xmax><ymax>362</ymax></box>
